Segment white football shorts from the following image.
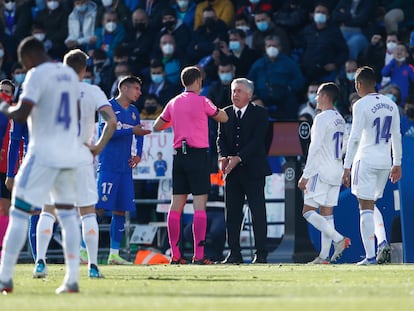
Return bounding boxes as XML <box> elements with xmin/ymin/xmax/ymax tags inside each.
<box><xmin>351</xmin><ymin>160</ymin><xmax>389</xmax><ymax>201</ymax></box>
<box><xmin>304</xmin><ymin>174</ymin><xmax>341</xmax><ymax>208</ymax></box>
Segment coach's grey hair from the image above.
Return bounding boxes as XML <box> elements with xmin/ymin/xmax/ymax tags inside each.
<box><xmin>231</xmin><ymin>78</ymin><xmax>254</xmax><ymax>95</ymax></box>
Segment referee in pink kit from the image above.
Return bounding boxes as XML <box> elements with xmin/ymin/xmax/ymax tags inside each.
<box><xmin>153</xmin><ymin>66</ymin><xmax>228</xmax><ymax>264</ymax></box>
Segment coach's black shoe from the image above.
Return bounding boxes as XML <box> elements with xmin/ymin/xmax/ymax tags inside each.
<box><xmin>221</xmin><ymin>252</ymin><xmax>243</xmax><ymax>264</ymax></box>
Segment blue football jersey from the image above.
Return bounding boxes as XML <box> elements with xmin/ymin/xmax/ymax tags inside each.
<box><xmin>97</xmin><ymin>98</ymin><xmax>143</xmax><ymax>173</ymax></box>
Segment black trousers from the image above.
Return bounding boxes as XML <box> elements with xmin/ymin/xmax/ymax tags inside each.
<box><xmin>224</xmin><ymin>167</ymin><xmax>268</xmax><ymax>256</ymax></box>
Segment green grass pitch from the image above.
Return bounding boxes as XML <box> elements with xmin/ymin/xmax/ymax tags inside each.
<box><xmin>2</xmin><ymin>264</ymin><xmax>414</xmax><ymax>310</ymax></box>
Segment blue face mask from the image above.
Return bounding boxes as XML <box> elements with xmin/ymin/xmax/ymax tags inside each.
<box><xmin>256</xmin><ymin>21</ymin><xmax>269</xmax><ymax>32</ymax></box>
<box><xmin>151</xmin><ymin>74</ymin><xmax>164</xmax><ymax>84</ymax></box>
<box><xmin>83</xmin><ymin>78</ymin><xmax>92</xmax><ymax>84</ymax></box>
<box><xmin>229</xmin><ymin>41</ymin><xmax>241</xmax><ymax>51</ymax></box>
<box><xmin>219</xmin><ymin>72</ymin><xmax>233</xmax><ymax>84</ymax></box>
<box><xmin>75</xmin><ymin>3</ymin><xmax>88</xmax><ymax>13</ymax></box>
<box><xmin>14</xmin><ymin>73</ymin><xmax>26</xmax><ymax>84</ymax></box>
<box><xmin>385</xmin><ymin>93</ymin><xmax>397</xmax><ymax>103</ymax></box>
<box><xmin>346</xmin><ymin>72</ymin><xmax>355</xmax><ymax>81</ymax></box>
<box><xmin>313</xmin><ymin>13</ymin><xmax>327</xmax><ymax>24</ymax></box>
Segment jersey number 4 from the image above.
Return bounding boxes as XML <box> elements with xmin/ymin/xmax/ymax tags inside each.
<box><xmin>56</xmin><ymin>92</ymin><xmax>71</xmax><ymax>129</ymax></box>
<box><xmin>373</xmin><ymin>116</ymin><xmax>392</xmax><ymax>144</ymax></box>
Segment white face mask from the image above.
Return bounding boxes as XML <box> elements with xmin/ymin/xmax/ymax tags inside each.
<box><xmin>396</xmin><ymin>57</ymin><xmax>406</xmax><ymax>63</ymax></box>
<box><xmin>0</xmin><ymin>49</ymin><xmax>4</xmax><ymax>58</ymax></box>
<box><xmin>105</xmin><ymin>21</ymin><xmax>117</xmax><ymax>33</ymax></box>
<box><xmin>161</xmin><ymin>43</ymin><xmax>174</xmax><ymax>55</ymax></box>
<box><xmin>387</xmin><ymin>42</ymin><xmax>397</xmax><ymax>52</ymax></box>
<box><xmin>266</xmin><ymin>46</ymin><xmax>279</xmax><ymax>58</ymax></box>
<box><xmin>236</xmin><ymin>25</ymin><xmax>250</xmax><ymax>33</ymax></box>
<box><xmin>4</xmin><ymin>1</ymin><xmax>15</xmax><ymax>11</ymax></box>
<box><xmin>47</xmin><ymin>1</ymin><xmax>59</xmax><ymax>10</ymax></box>
<box><xmin>102</xmin><ymin>0</ymin><xmax>113</xmax><ymax>7</ymax></box>
<box><xmin>34</xmin><ymin>33</ymin><xmax>46</xmax><ymax>42</ymax></box>
<box><xmin>177</xmin><ymin>0</ymin><xmax>189</xmax><ymax>9</ymax></box>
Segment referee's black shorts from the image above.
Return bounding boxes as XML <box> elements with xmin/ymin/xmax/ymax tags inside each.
<box><xmin>172</xmin><ymin>147</ymin><xmax>210</xmax><ymax>195</ymax></box>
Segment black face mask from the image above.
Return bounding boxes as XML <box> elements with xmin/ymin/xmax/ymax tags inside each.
<box><xmin>405</xmin><ymin>107</ymin><xmax>414</xmax><ymax>119</ymax></box>
<box><xmin>204</xmin><ymin>18</ymin><xmax>216</xmax><ymax>29</ymax></box>
<box><xmin>163</xmin><ymin>20</ymin><xmax>176</xmax><ymax>31</ymax></box>
<box><xmin>134</xmin><ymin>22</ymin><xmax>147</xmax><ymax>32</ymax></box>
<box><xmin>145</xmin><ymin>106</ymin><xmax>157</xmax><ymax>114</ymax></box>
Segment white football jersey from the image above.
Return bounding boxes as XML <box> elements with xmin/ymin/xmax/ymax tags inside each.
<box><xmin>344</xmin><ymin>93</ymin><xmax>402</xmax><ymax>169</ymax></box>
<box><xmin>77</xmin><ymin>81</ymin><xmax>111</xmax><ymax>165</ymax></box>
<box><xmin>20</xmin><ymin>62</ymin><xmax>80</xmax><ymax>168</ymax></box>
<box><xmin>302</xmin><ymin>109</ymin><xmax>345</xmax><ymax>185</ymax></box>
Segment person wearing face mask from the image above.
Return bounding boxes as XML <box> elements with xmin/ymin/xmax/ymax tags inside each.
<box><xmin>381</xmin><ymin>42</ymin><xmax>414</xmax><ymax>104</ymax></box>
<box><xmin>225</xmin><ymin>28</ymin><xmax>258</xmax><ymax>78</ymax></box>
<box><xmin>153</xmin><ymin>8</ymin><xmax>192</xmax><ymax>59</ymax></box>
<box><xmin>234</xmin><ymin>13</ymin><xmax>253</xmax><ymax>48</ymax></box>
<box><xmin>65</xmin><ymin>0</ymin><xmax>98</xmax><ymax>50</ymax></box>
<box><xmin>300</xmin><ymin>3</ymin><xmax>348</xmax><ymax>83</ymax></box>
<box><xmin>173</xmin><ymin>0</ymin><xmax>196</xmax><ymax>30</ymax></box>
<box><xmin>336</xmin><ymin>59</ymin><xmax>358</xmax><ymax>118</ymax></box>
<box><xmin>298</xmin><ymin>82</ymin><xmax>320</xmax><ymax>120</ymax></box>
<box><xmin>252</xmin><ymin>10</ymin><xmax>290</xmax><ymax>57</ymax></box>
<box><xmin>95</xmin><ymin>0</ymin><xmax>129</xmax><ymax>28</ymax></box>
<box><xmin>194</xmin><ymin>0</ymin><xmax>234</xmax><ymax>31</ymax></box>
<box><xmin>400</xmin><ymin>95</ymin><xmax>414</xmax><ymax>137</ymax></box>
<box><xmin>186</xmin><ymin>6</ymin><xmax>228</xmax><ymax>65</ymax></box>
<box><xmin>34</xmin><ymin>0</ymin><xmax>70</xmax><ymax>60</ymax></box>
<box><xmin>363</xmin><ymin>33</ymin><xmax>399</xmax><ymax>87</ymax></box>
<box><xmin>248</xmin><ymin>35</ymin><xmax>305</xmax><ymax>120</ymax></box>
<box><xmin>125</xmin><ymin>8</ymin><xmax>155</xmax><ymax>77</ymax></box>
<box><xmin>92</xmin><ymin>11</ymin><xmax>125</xmax><ymax>62</ymax></box>
<box><xmin>139</xmin><ymin>60</ymin><xmax>181</xmax><ymax>109</ymax></box>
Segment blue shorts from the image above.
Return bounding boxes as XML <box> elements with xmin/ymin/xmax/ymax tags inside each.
<box><xmin>96</xmin><ymin>170</ymin><xmax>135</xmax><ymax>212</ymax></box>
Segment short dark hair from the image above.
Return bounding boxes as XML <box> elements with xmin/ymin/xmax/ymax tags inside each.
<box><xmin>181</xmin><ymin>66</ymin><xmax>201</xmax><ymax>87</ymax></box>
<box><xmin>355</xmin><ymin>66</ymin><xmax>376</xmax><ymax>87</ymax></box>
<box><xmin>318</xmin><ymin>82</ymin><xmax>339</xmax><ymax>103</ymax></box>
<box><xmin>18</xmin><ymin>36</ymin><xmax>45</xmax><ymax>63</ymax></box>
<box><xmin>404</xmin><ymin>94</ymin><xmax>414</xmax><ymax>105</ymax></box>
<box><xmin>63</xmin><ymin>49</ymin><xmax>88</xmax><ymax>74</ymax></box>
<box><xmin>118</xmin><ymin>75</ymin><xmax>142</xmax><ymax>89</ymax></box>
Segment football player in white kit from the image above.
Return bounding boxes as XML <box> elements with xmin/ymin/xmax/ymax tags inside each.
<box><xmin>343</xmin><ymin>66</ymin><xmax>402</xmax><ymax>265</ymax></box>
<box><xmin>33</xmin><ymin>49</ymin><xmax>117</xmax><ymax>279</ymax></box>
<box><xmin>0</xmin><ymin>37</ymin><xmax>82</xmax><ymax>294</ymax></box>
<box><xmin>298</xmin><ymin>82</ymin><xmax>351</xmax><ymax>264</ymax></box>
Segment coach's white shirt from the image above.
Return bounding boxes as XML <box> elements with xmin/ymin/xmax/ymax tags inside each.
<box><xmin>344</xmin><ymin>93</ymin><xmax>402</xmax><ymax>170</ymax></box>
<box><xmin>302</xmin><ymin>109</ymin><xmax>345</xmax><ymax>186</ymax></box>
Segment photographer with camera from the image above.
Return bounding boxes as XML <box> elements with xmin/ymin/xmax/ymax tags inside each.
<box><xmin>248</xmin><ymin>35</ymin><xmax>305</xmax><ymax>121</ymax></box>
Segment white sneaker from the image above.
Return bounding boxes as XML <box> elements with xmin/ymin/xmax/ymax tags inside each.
<box><xmin>356</xmin><ymin>257</ymin><xmax>377</xmax><ymax>265</ymax></box>
<box><xmin>331</xmin><ymin>237</ymin><xmax>351</xmax><ymax>262</ymax></box>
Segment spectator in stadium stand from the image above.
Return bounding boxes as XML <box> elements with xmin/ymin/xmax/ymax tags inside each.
<box><xmin>91</xmin><ymin>10</ymin><xmax>126</xmax><ymax>62</ymax></box>
<box><xmin>34</xmin><ymin>0</ymin><xmax>70</xmax><ymax>60</ymax></box>
<box><xmin>137</xmin><ymin>0</ymin><xmax>171</xmax><ymax>31</ymax></box>
<box><xmin>222</xmin><ymin>28</ymin><xmax>259</xmax><ymax>78</ymax></box>
<box><xmin>91</xmin><ymin>48</ymin><xmax>114</xmax><ymax>97</ymax></box>
<box><xmin>251</xmin><ymin>10</ymin><xmax>291</xmax><ymax>56</ymax></box>
<box><xmin>234</xmin><ymin>13</ymin><xmax>254</xmax><ymax>48</ymax></box>
<box><xmin>332</xmin><ymin>0</ymin><xmax>376</xmax><ymax>61</ymax></box>
<box><xmin>172</xmin><ymin>0</ymin><xmax>196</xmax><ymax>30</ymax></box>
<box><xmin>124</xmin><ymin>8</ymin><xmax>155</xmax><ymax>77</ymax></box>
<box><xmin>382</xmin><ymin>0</ymin><xmax>414</xmax><ymax>35</ymax></box>
<box><xmin>95</xmin><ymin>0</ymin><xmax>130</xmax><ymax>28</ymax></box>
<box><xmin>299</xmin><ymin>2</ymin><xmax>348</xmax><ymax>83</ymax></box>
<box><xmin>235</xmin><ymin>0</ymin><xmax>276</xmax><ymax>19</ymax></box>
<box><xmin>153</xmin><ymin>7</ymin><xmax>192</xmax><ymax>61</ymax></box>
<box><xmin>248</xmin><ymin>35</ymin><xmax>305</xmax><ymax>121</ymax></box>
<box><xmin>336</xmin><ymin>59</ymin><xmax>358</xmax><ymax>117</ymax></box>
<box><xmin>186</xmin><ymin>5</ymin><xmax>228</xmax><ymax>65</ymax></box>
<box><xmin>194</xmin><ymin>0</ymin><xmax>234</xmax><ymax>31</ymax></box>
<box><xmin>65</xmin><ymin>0</ymin><xmax>98</xmax><ymax>51</ymax></box>
<box><xmin>363</xmin><ymin>32</ymin><xmax>399</xmax><ymax>86</ymax></box>
<box><xmin>138</xmin><ymin>59</ymin><xmax>181</xmax><ymax>109</ymax></box>
<box><xmin>0</xmin><ymin>0</ymin><xmax>32</xmax><ymax>63</ymax></box>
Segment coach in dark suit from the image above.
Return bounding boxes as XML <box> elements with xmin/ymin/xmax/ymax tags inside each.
<box><xmin>217</xmin><ymin>78</ymin><xmax>272</xmax><ymax>264</ymax></box>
